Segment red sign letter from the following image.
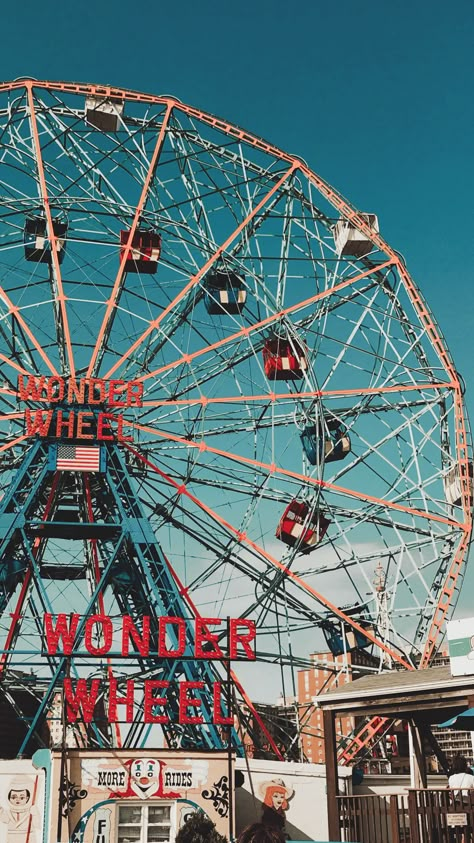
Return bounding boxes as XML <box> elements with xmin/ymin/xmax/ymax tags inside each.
<box><xmin>17</xmin><ymin>375</ymin><xmax>45</xmax><ymax>402</ymax></box>
<box><xmin>108</xmin><ymin>678</ymin><xmax>135</xmax><ymax>722</ymax></box>
<box><xmin>117</xmin><ymin>416</ymin><xmax>132</xmax><ymax>442</ymax></box>
<box><xmin>76</xmin><ymin>411</ymin><xmax>94</xmax><ymax>439</ymax></box>
<box><xmin>84</xmin><ymin>614</ymin><xmax>113</xmax><ymax>656</ymax></box>
<box><xmin>87</xmin><ymin>378</ymin><xmax>106</xmax><ymax>405</ymax></box>
<box><xmin>64</xmin><ymin>678</ymin><xmax>101</xmax><ymax>722</ymax></box>
<box><xmin>144</xmin><ymin>680</ymin><xmax>170</xmax><ymax>724</ymax></box>
<box><xmin>158</xmin><ymin>617</ymin><xmax>186</xmax><ymax>658</ymax></box>
<box><xmin>107</xmin><ymin>380</ymin><xmax>126</xmax><ymax>408</ymax></box>
<box><xmin>25</xmin><ymin>410</ymin><xmax>54</xmax><ymax>437</ymax></box>
<box><xmin>46</xmin><ymin>377</ymin><xmax>65</xmax><ymax>402</ymax></box>
<box><xmin>127</xmin><ymin>382</ymin><xmax>144</xmax><ymax>407</ymax></box>
<box><xmin>213</xmin><ymin>682</ymin><xmax>233</xmax><ymax>725</ymax></box>
<box><xmin>44</xmin><ymin>613</ymin><xmax>80</xmax><ymax>655</ymax></box>
<box><xmin>179</xmin><ymin>681</ymin><xmax>204</xmax><ymax>724</ymax></box>
<box><xmin>97</xmin><ymin>413</ymin><xmax>115</xmax><ymax>441</ymax></box>
<box><xmin>229</xmin><ymin>618</ymin><xmax>256</xmax><ymax>660</ymax></box>
<box><xmin>122</xmin><ymin>616</ymin><xmax>150</xmax><ymax>657</ymax></box>
<box><xmin>195</xmin><ymin>618</ymin><xmax>223</xmax><ymax>659</ymax></box>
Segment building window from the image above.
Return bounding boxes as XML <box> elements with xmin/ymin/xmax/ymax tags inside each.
<box><xmin>117</xmin><ymin>803</ymin><xmax>175</xmax><ymax>843</ymax></box>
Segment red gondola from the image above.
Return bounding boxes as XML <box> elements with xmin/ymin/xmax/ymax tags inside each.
<box><xmin>263</xmin><ymin>338</ymin><xmax>307</xmax><ymax>380</ymax></box>
<box><xmin>120</xmin><ymin>230</ymin><xmax>162</xmax><ymax>274</ymax></box>
<box><xmin>276</xmin><ymin>500</ymin><xmax>329</xmax><ymax>553</ymax></box>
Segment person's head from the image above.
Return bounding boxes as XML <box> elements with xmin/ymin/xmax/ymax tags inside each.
<box><xmin>8</xmin><ymin>789</ymin><xmax>30</xmax><ymax>807</ymax></box>
<box><xmin>263</xmin><ymin>784</ymin><xmax>288</xmax><ymax>811</ymax></box>
<box><xmin>237</xmin><ymin>823</ymin><xmax>285</xmax><ymax>843</ymax></box>
<box><xmin>451</xmin><ymin>755</ymin><xmax>470</xmax><ymax>775</ymax></box>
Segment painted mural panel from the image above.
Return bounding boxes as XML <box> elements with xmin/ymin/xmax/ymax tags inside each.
<box><xmin>0</xmin><ymin>761</ymin><xmax>45</xmax><ymax>843</ymax></box>
<box><xmin>49</xmin><ymin>749</ymin><xmax>231</xmax><ymax>843</ymax></box>
<box><xmin>235</xmin><ymin>757</ymin><xmax>353</xmax><ymax>840</ymax></box>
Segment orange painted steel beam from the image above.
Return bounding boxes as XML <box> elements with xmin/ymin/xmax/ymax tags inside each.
<box><xmin>0</xmin><ymin>290</ymin><xmax>58</xmax><ymax>376</ymax></box>
<box><xmin>291</xmin><ymin>171</ymin><xmax>473</xmax><ymax>654</ymax></box>
<box><xmin>140</xmin><ymin>381</ymin><xmax>454</xmax><ymax>408</ymax></box>
<box><xmin>0</xmin><ymin>413</ymin><xmax>24</xmax><ymax>422</ymax></box>
<box><xmin>134</xmin><ymin>260</ymin><xmax>395</xmax><ymax>385</ymax></box>
<box><xmin>103</xmin><ymin>162</ymin><xmax>299</xmax><ymax>380</ymax></box>
<box><xmin>0</xmin><ymin>434</ymin><xmax>30</xmax><ymax>454</ymax></box>
<box><xmin>131</xmin><ymin>421</ymin><xmax>465</xmax><ymax>531</ymax></box>
<box><xmin>124</xmin><ymin>444</ymin><xmax>413</xmax><ymax>671</ymax></box>
<box><xmin>27</xmin><ymin>83</ymin><xmax>75</xmax><ymax>378</ymax></box>
<box><xmin>338</xmin><ymin>716</ymin><xmax>389</xmax><ymax>764</ymax></box>
<box><xmin>87</xmin><ymin>100</ymin><xmax>175</xmax><ymax>379</ymax></box>
<box><xmin>85</xmin><ymin>81</ymin><xmax>470</xmax><ymax>738</ymax></box>
<box><xmin>420</xmin><ymin>530</ymin><xmax>471</xmax><ymax>668</ymax></box>
<box><xmin>0</xmin><ymin>355</ymin><xmax>32</xmax><ymax>377</ymax></box>
<box><xmin>0</xmin><ymin>82</ymin><xmax>302</xmax><ymax>166</ymax></box>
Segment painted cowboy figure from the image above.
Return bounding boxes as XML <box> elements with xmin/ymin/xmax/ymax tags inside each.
<box><xmin>259</xmin><ymin>778</ymin><xmax>294</xmax><ymax>833</ymax></box>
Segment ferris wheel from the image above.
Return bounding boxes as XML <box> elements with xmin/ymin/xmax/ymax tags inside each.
<box><xmin>0</xmin><ymin>79</ymin><xmax>471</xmax><ymax>757</ymax></box>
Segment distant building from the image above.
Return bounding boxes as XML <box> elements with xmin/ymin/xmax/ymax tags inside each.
<box><xmin>297</xmin><ymin>649</ymin><xmax>378</xmax><ymax>765</ymax></box>
<box><xmin>45</xmin><ymin>692</ymin><xmax>88</xmax><ymax>748</ymax></box>
<box><xmin>238</xmin><ymin>699</ymin><xmax>300</xmax><ymax>760</ymax></box>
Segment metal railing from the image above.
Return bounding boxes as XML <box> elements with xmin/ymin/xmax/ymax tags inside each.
<box><xmin>338</xmin><ymin>788</ymin><xmax>474</xmax><ymax>843</ymax></box>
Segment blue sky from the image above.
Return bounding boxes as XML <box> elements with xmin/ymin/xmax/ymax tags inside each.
<box><xmin>1</xmin><ymin>0</ymin><xmax>473</xmax><ymax>623</ymax></box>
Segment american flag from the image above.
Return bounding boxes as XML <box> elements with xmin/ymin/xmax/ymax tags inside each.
<box><xmin>56</xmin><ymin>445</ymin><xmax>101</xmax><ymax>472</ymax></box>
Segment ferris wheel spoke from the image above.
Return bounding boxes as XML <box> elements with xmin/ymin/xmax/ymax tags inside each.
<box><xmin>124</xmin><ymin>443</ymin><xmax>413</xmax><ymax>669</ymax></box>
<box><xmin>0</xmin><ymin>279</ymin><xmax>58</xmax><ymax>375</ymax></box>
<box><xmin>132</xmin><ymin>420</ymin><xmax>464</xmax><ymax>532</ymax></box>
<box><xmin>86</xmin><ymin>100</ymin><xmax>175</xmax><ymax>378</ymax></box>
<box><xmin>35</xmin><ymin>106</ymin><xmax>134</xmax><ymax>229</ymax></box>
<box><xmin>120</xmin><ymin>185</ymin><xmax>290</xmax><ymax>380</ymax></box>
<box><xmin>139</xmin><ymin>380</ymin><xmax>453</xmax><ymax>412</ymax></box>
<box><xmin>26</xmin><ymin>85</ymin><xmax>76</xmax><ymax>377</ymax></box>
<box><xmin>102</xmin><ymin>162</ymin><xmax>299</xmax><ymax>379</ymax></box>
<box><xmin>132</xmin><ymin>259</ymin><xmax>395</xmax><ymax>388</ymax></box>
<box><xmin>328</xmin><ymin>398</ymin><xmax>447</xmax><ymax>493</ymax></box>
<box><xmin>0</xmin><ymin>434</ymin><xmax>29</xmax><ymax>453</ymax></box>
<box><xmin>153</xmin><ymin>548</ymin><xmax>285</xmax><ymax>761</ymax></box>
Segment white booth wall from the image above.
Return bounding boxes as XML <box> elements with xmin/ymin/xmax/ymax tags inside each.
<box><xmin>235</xmin><ymin>757</ymin><xmax>352</xmax><ymax>841</ymax></box>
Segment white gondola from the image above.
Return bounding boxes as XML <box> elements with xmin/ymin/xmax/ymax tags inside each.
<box><xmin>334</xmin><ymin>213</ymin><xmax>379</xmax><ymax>258</ymax></box>
<box><xmin>85</xmin><ymin>95</ymin><xmax>124</xmax><ymax>131</ymax></box>
<box><xmin>443</xmin><ymin>462</ymin><xmax>473</xmax><ymax>506</ymax></box>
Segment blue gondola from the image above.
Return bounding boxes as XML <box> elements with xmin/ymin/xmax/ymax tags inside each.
<box><xmin>204</xmin><ymin>271</ymin><xmax>247</xmax><ymax>315</ymax></box>
<box><xmin>301</xmin><ymin>420</ymin><xmax>351</xmax><ymax>465</ymax></box>
<box><xmin>321</xmin><ymin>607</ymin><xmax>373</xmax><ymax>656</ymax></box>
<box><xmin>24</xmin><ymin>215</ymin><xmax>68</xmax><ymax>264</ymax></box>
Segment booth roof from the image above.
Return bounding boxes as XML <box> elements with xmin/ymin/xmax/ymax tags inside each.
<box><xmin>314</xmin><ymin>664</ymin><xmax>474</xmax><ymax>718</ymax></box>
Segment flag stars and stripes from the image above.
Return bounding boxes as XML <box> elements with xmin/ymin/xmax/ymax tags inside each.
<box><xmin>56</xmin><ymin>445</ymin><xmax>101</xmax><ymax>472</ymax></box>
